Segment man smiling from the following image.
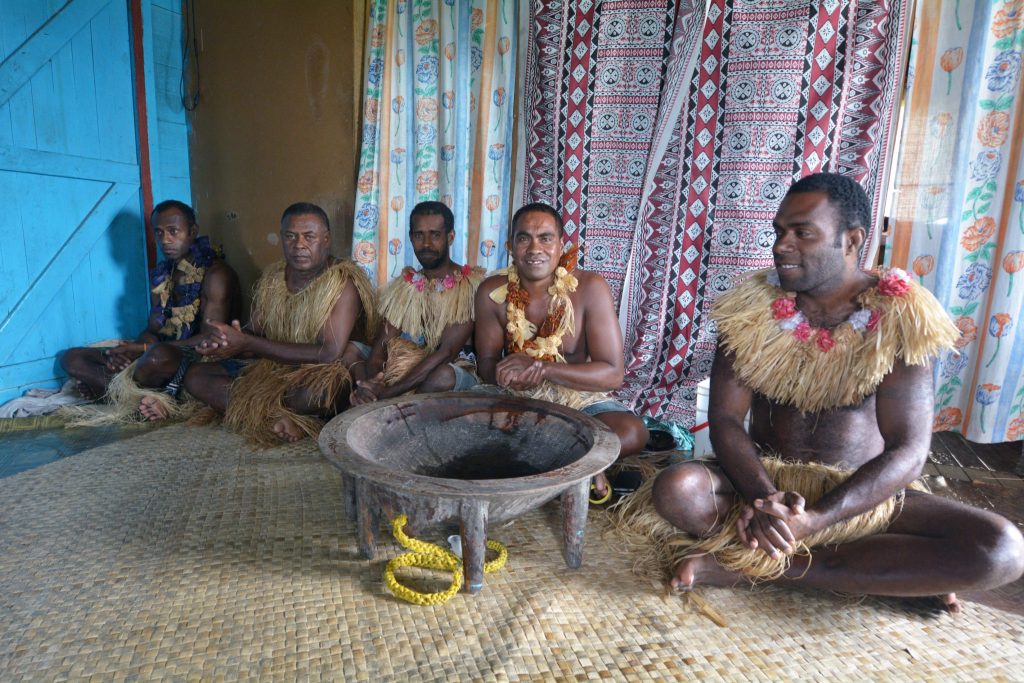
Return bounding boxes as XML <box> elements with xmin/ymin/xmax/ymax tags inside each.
<box><xmin>474</xmin><ymin>203</ymin><xmax>648</xmax><ymax>498</ymax></box>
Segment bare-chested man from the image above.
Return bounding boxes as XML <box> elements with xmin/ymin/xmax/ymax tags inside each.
<box><xmin>651</xmin><ymin>173</ymin><xmax>1023</xmax><ymax>611</ymax></box>
<box><xmin>351</xmin><ymin>201</ymin><xmax>484</xmax><ymax>404</ymax></box>
<box><xmin>474</xmin><ymin>203</ymin><xmax>648</xmax><ymax>496</ymax></box>
<box><xmin>183</xmin><ymin>202</ymin><xmax>376</xmax><ymax>445</ymax></box>
<box><xmin>61</xmin><ymin>200</ymin><xmax>239</xmax><ymax>416</ymax></box>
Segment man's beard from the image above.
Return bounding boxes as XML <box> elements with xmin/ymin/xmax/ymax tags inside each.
<box><xmin>416</xmin><ymin>250</ymin><xmax>446</xmax><ymax>270</ymax></box>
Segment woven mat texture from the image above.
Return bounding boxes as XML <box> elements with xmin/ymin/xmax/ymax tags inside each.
<box><xmin>1</xmin><ymin>425</ymin><xmax>1021</xmax><ymax>681</ymax></box>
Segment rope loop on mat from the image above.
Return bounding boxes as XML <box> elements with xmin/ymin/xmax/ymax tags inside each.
<box><xmin>384</xmin><ymin>514</ymin><xmax>508</xmax><ymax>606</ymax></box>
<box><xmin>589</xmin><ymin>481</ymin><xmax>612</xmax><ymax>505</ymax></box>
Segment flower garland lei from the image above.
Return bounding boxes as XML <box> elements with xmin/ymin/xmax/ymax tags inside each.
<box><xmin>402</xmin><ymin>263</ymin><xmax>473</xmax><ymax>292</ymax></box>
<box><xmin>505</xmin><ymin>245</ymin><xmax>579</xmax><ymax>362</ymax></box>
<box><xmin>767</xmin><ymin>267</ymin><xmax>912</xmax><ymax>352</ymax></box>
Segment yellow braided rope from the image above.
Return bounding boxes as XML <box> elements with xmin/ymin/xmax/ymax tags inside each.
<box><xmin>384</xmin><ymin>515</ymin><xmax>508</xmax><ymax>605</ymax></box>
<box><xmin>589</xmin><ymin>481</ymin><xmax>612</xmax><ymax>505</ymax></box>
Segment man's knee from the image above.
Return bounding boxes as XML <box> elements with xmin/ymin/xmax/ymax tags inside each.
<box><xmin>596</xmin><ymin>412</ymin><xmax>648</xmax><ymax>456</ymax></box>
<box><xmin>969</xmin><ymin>515</ymin><xmax>1024</xmax><ymax>588</ymax></box>
<box><xmin>133</xmin><ymin>344</ymin><xmax>181</xmax><ymax>387</ymax></box>
<box><xmin>652</xmin><ymin>463</ymin><xmax>718</xmax><ymax>533</ymax></box>
<box><xmin>418</xmin><ymin>365</ymin><xmax>456</xmax><ymax>393</ymax></box>
<box><xmin>61</xmin><ymin>347</ymin><xmax>92</xmax><ymax>375</ymax></box>
<box><xmin>620</xmin><ymin>417</ymin><xmax>649</xmax><ymax>456</ymax></box>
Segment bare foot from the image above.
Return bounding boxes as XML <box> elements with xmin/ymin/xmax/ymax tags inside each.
<box><xmin>590</xmin><ymin>472</ymin><xmax>610</xmax><ymax>503</ymax></box>
<box><xmin>139</xmin><ymin>395</ymin><xmax>170</xmax><ymax>421</ymax></box>
<box><xmin>272</xmin><ymin>415</ymin><xmax>305</xmax><ymax>443</ymax></box>
<box><xmin>939</xmin><ymin>592</ymin><xmax>961</xmax><ymax>614</ymax></box>
<box><xmin>75</xmin><ymin>381</ymin><xmax>101</xmax><ymax>400</ymax></box>
<box><xmin>671</xmin><ymin>553</ymin><xmax>744</xmax><ymax>591</ymax></box>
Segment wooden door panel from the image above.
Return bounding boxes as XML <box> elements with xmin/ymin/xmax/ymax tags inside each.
<box><xmin>0</xmin><ymin>0</ymin><xmax>146</xmax><ymax>401</ymax></box>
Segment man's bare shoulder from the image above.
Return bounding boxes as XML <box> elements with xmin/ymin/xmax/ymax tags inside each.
<box><xmin>200</xmin><ymin>260</ymin><xmax>239</xmax><ymax>288</ymax></box>
<box><xmin>477</xmin><ymin>273</ymin><xmax>509</xmax><ymax>299</ymax></box>
<box><xmin>205</xmin><ymin>259</ymin><xmax>238</xmax><ymax>278</ymax></box>
<box><xmin>573</xmin><ymin>270</ymin><xmax>614</xmax><ymax>304</ymax></box>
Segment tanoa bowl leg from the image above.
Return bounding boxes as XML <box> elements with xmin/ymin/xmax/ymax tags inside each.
<box><xmin>561</xmin><ymin>479</ymin><xmax>590</xmax><ymax>568</ymax></box>
<box><xmin>341</xmin><ymin>473</ymin><xmax>357</xmax><ymax>523</ymax></box>
<box><xmin>459</xmin><ymin>501</ymin><xmax>489</xmax><ymax>594</ymax></box>
<box><xmin>355</xmin><ymin>477</ymin><xmax>379</xmax><ymax>560</ymax></box>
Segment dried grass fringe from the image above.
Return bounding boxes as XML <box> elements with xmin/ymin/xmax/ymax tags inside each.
<box><xmin>382</xmin><ymin>337</ymin><xmax>429</xmax><ymax>386</ymax></box>
<box><xmin>713</xmin><ymin>269</ymin><xmax>960</xmax><ymax>413</ymax></box>
<box><xmin>378</xmin><ymin>268</ymin><xmax>483</xmax><ymax>350</ymax></box>
<box><xmin>510</xmin><ymin>381</ymin><xmax>608</xmax><ymax>411</ymax></box>
<box><xmin>609</xmin><ymin>457</ymin><xmax>920</xmax><ymax>583</ymax></box>
<box><xmin>253</xmin><ymin>259</ymin><xmax>378</xmax><ymax>346</ymax></box>
<box><xmin>223</xmin><ymin>359</ymin><xmax>351</xmax><ymax>447</ymax></box>
<box><xmin>60</xmin><ymin>360</ymin><xmax>198</xmax><ymax>427</ymax></box>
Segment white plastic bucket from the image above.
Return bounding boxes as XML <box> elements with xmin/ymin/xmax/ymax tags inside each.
<box><xmin>691</xmin><ymin>378</ymin><xmax>712</xmax><ymax>458</ymax></box>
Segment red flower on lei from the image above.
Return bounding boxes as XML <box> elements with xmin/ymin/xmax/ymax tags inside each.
<box><xmin>402</xmin><ymin>264</ymin><xmax>473</xmax><ymax>293</ymax></box>
<box><xmin>877</xmin><ymin>268</ymin><xmax>911</xmax><ymax>297</ymax></box>
<box><xmin>771</xmin><ymin>297</ymin><xmax>797</xmax><ymax>320</ymax></box>
<box><xmin>816</xmin><ymin>328</ymin><xmax>835</xmax><ymax>352</ymax></box>
<box><xmin>867</xmin><ymin>309</ymin><xmax>882</xmax><ymax>331</ymax></box>
<box><xmin>793</xmin><ymin>321</ymin><xmax>813</xmax><ymax>342</ymax></box>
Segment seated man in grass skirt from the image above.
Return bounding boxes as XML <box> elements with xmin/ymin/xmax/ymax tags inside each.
<box><xmin>183</xmin><ymin>202</ymin><xmax>377</xmax><ymax>446</ymax></box>
<box><xmin>61</xmin><ymin>199</ymin><xmax>241</xmax><ymax>423</ymax></box>
<box><xmin>620</xmin><ymin>173</ymin><xmax>1023</xmax><ymax>612</ymax></box>
<box><xmin>350</xmin><ymin>201</ymin><xmax>484</xmax><ymax>405</ymax></box>
<box><xmin>474</xmin><ymin>203</ymin><xmax>649</xmax><ymax>499</ymax></box>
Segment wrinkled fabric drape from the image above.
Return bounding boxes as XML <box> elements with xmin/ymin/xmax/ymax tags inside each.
<box><xmin>516</xmin><ymin>0</ymin><xmax>909</xmax><ymax>423</ymax></box>
<box><xmin>888</xmin><ymin>0</ymin><xmax>1024</xmax><ymax>442</ymax></box>
<box><xmin>353</xmin><ymin>0</ymin><xmax>518</xmax><ymax>285</ymax></box>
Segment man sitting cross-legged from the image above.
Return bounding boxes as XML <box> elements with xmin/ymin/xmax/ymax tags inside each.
<box><xmin>638</xmin><ymin>173</ymin><xmax>1023</xmax><ymax>612</ymax></box>
<box><xmin>61</xmin><ymin>199</ymin><xmax>240</xmax><ymax>422</ymax></box>
<box><xmin>474</xmin><ymin>203</ymin><xmax>649</xmax><ymax>498</ymax></box>
<box><xmin>351</xmin><ymin>201</ymin><xmax>485</xmax><ymax>404</ymax></box>
<box><xmin>183</xmin><ymin>202</ymin><xmax>377</xmax><ymax>445</ymax></box>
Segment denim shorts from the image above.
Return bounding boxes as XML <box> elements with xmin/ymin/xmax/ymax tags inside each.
<box><xmin>350</xmin><ymin>340</ymin><xmax>371</xmax><ymax>359</ymax></box>
<box><xmin>581</xmin><ymin>399</ymin><xmax>631</xmax><ymax>416</ymax></box>
<box><xmin>220</xmin><ymin>358</ymin><xmax>253</xmax><ymax>379</ymax></box>
<box><xmin>450</xmin><ymin>363</ymin><xmax>479</xmax><ymax>391</ymax></box>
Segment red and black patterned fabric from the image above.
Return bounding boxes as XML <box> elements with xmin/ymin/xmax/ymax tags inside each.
<box><xmin>517</xmin><ymin>0</ymin><xmax>910</xmax><ymax>423</ymax></box>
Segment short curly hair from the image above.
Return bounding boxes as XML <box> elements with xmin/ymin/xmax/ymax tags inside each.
<box><xmin>786</xmin><ymin>172</ymin><xmax>871</xmax><ymax>244</ymax></box>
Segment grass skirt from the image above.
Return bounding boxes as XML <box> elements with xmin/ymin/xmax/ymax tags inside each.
<box><xmin>611</xmin><ymin>458</ymin><xmax>917</xmax><ymax>583</ymax></box>
<box><xmin>223</xmin><ymin>359</ymin><xmax>351</xmax><ymax>447</ymax></box>
<box><xmin>61</xmin><ymin>360</ymin><xmax>197</xmax><ymax>427</ymax></box>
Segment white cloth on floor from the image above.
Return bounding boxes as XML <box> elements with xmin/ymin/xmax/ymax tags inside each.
<box><xmin>0</xmin><ymin>380</ymin><xmax>90</xmax><ymax>418</ymax></box>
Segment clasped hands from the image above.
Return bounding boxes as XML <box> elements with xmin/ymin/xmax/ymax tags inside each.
<box><xmin>495</xmin><ymin>353</ymin><xmax>544</xmax><ymax>391</ymax></box>
<box><xmin>194</xmin><ymin>319</ymin><xmax>249</xmax><ymax>359</ymax></box>
<box><xmin>350</xmin><ymin>372</ymin><xmax>386</xmax><ymax>405</ymax></box>
<box><xmin>736</xmin><ymin>490</ymin><xmax>823</xmax><ymax>560</ymax></box>
<box><xmin>103</xmin><ymin>342</ymin><xmax>145</xmax><ymax>372</ymax></box>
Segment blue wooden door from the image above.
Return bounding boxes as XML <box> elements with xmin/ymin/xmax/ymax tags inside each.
<box><xmin>0</xmin><ymin>0</ymin><xmax>150</xmax><ymax>403</ymax></box>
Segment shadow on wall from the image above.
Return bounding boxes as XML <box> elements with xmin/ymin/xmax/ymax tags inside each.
<box><xmin>106</xmin><ymin>209</ymin><xmax>151</xmax><ymax>341</ymax></box>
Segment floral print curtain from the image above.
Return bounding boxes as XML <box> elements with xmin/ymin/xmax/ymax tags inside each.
<box><xmin>888</xmin><ymin>0</ymin><xmax>1024</xmax><ymax>442</ymax></box>
<box><xmin>352</xmin><ymin>0</ymin><xmax>518</xmax><ymax>286</ymax></box>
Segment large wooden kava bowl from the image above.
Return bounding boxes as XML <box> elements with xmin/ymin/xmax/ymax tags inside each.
<box><xmin>318</xmin><ymin>393</ymin><xmax>620</xmax><ymax>593</ymax></box>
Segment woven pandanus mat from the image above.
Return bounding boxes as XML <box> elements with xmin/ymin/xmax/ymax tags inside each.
<box><xmin>0</xmin><ymin>424</ymin><xmax>1020</xmax><ymax>681</ymax></box>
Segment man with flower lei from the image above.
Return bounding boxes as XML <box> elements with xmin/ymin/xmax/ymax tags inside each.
<box><xmin>61</xmin><ymin>200</ymin><xmax>240</xmax><ymax>421</ymax></box>
<box><xmin>475</xmin><ymin>203</ymin><xmax>649</xmax><ymax>499</ymax></box>
<box><xmin>630</xmin><ymin>174</ymin><xmax>1022</xmax><ymax>612</ymax></box>
<box><xmin>351</xmin><ymin>201</ymin><xmax>485</xmax><ymax>403</ymax></box>
<box><xmin>184</xmin><ymin>203</ymin><xmax>377</xmax><ymax>446</ymax></box>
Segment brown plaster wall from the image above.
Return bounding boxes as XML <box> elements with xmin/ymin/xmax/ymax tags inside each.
<box><xmin>187</xmin><ymin>1</ymin><xmax>366</xmax><ymax>305</ymax></box>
